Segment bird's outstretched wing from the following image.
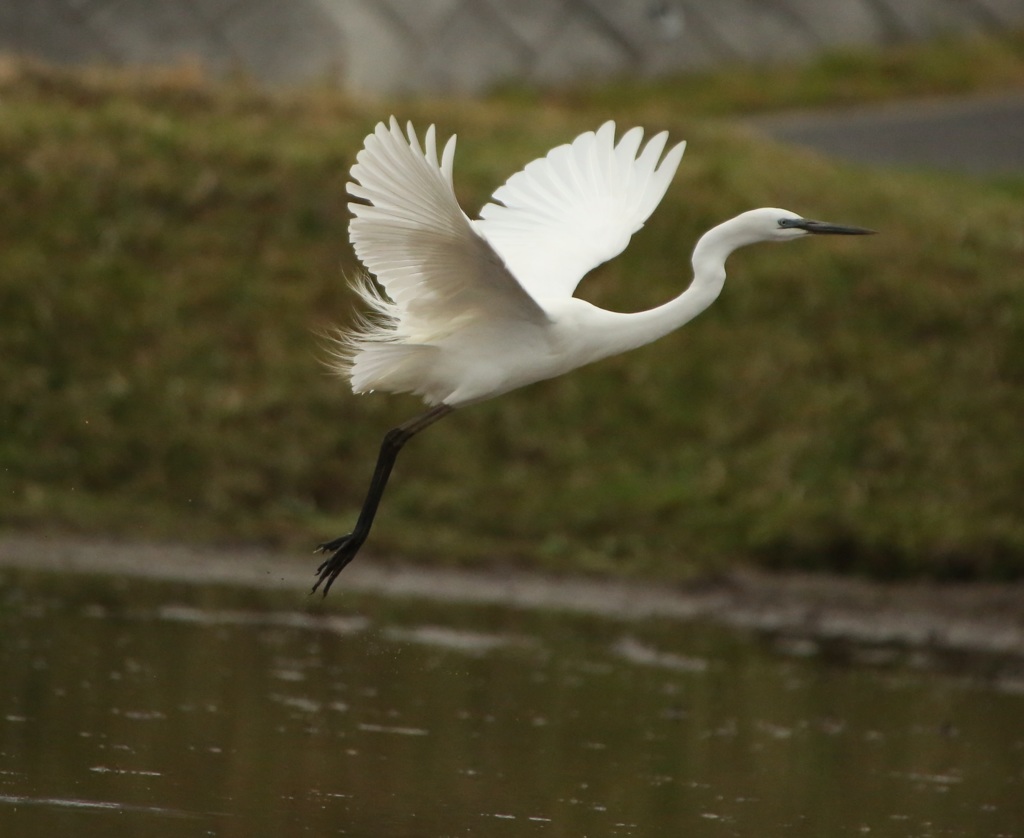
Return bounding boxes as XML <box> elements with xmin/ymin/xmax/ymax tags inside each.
<box><xmin>347</xmin><ymin>117</ymin><xmax>548</xmax><ymax>340</ymax></box>
<box><xmin>474</xmin><ymin>122</ymin><xmax>686</xmax><ymax>302</ymax></box>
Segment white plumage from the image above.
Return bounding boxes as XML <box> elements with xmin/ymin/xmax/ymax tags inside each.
<box><xmin>312</xmin><ymin>117</ymin><xmax>872</xmax><ymax>594</ymax></box>
<box><xmin>336</xmin><ymin>117</ymin><xmax>686</xmax><ymax>406</ymax></box>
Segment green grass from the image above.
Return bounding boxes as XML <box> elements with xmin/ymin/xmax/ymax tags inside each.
<box><xmin>1</xmin><ymin>40</ymin><xmax>1024</xmax><ymax>582</ymax></box>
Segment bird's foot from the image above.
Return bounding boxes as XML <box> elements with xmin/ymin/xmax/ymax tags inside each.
<box><xmin>312</xmin><ymin>533</ymin><xmax>365</xmax><ymax>596</ymax></box>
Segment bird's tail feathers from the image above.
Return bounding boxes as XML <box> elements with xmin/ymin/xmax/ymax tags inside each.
<box><xmin>320</xmin><ymin>273</ymin><xmax>396</xmax><ymax>375</ymax></box>
<box><xmin>349</xmin><ymin>273</ymin><xmax>402</xmax><ymax>337</ymax></box>
<box><xmin>322</xmin><ymin>274</ymin><xmax>442</xmax><ymax>401</ymax></box>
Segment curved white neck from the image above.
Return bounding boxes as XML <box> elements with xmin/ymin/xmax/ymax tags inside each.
<box><xmin>574</xmin><ymin>214</ymin><xmax>758</xmax><ymax>362</ymax></box>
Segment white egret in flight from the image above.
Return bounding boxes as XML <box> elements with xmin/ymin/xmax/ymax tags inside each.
<box><xmin>313</xmin><ymin>117</ymin><xmax>873</xmax><ymax>595</ymax></box>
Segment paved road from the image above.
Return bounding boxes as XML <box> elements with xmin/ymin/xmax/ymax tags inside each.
<box><xmin>748</xmin><ymin>92</ymin><xmax>1024</xmax><ymax>174</ymax></box>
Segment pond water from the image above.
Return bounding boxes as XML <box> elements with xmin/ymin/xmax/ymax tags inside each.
<box><xmin>1</xmin><ymin>568</ymin><xmax>1023</xmax><ymax>837</ymax></box>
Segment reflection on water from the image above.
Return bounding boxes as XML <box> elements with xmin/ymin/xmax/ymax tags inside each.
<box><xmin>1</xmin><ymin>569</ymin><xmax>1023</xmax><ymax>837</ymax></box>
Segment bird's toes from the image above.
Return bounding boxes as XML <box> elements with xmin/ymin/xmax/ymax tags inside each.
<box><xmin>315</xmin><ymin>535</ymin><xmax>349</xmax><ymax>554</ymax></box>
<box><xmin>310</xmin><ymin>534</ymin><xmax>364</xmax><ymax>596</ymax></box>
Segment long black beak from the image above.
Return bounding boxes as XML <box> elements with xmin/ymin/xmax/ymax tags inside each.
<box><xmin>781</xmin><ymin>218</ymin><xmax>876</xmax><ymax>235</ymax></box>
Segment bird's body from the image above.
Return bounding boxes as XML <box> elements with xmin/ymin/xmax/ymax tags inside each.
<box><xmin>312</xmin><ymin>118</ymin><xmax>872</xmax><ymax>594</ymax></box>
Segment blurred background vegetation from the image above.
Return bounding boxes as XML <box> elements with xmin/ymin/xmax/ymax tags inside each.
<box><xmin>2</xmin><ymin>31</ymin><xmax>1023</xmax><ymax>581</ymax></box>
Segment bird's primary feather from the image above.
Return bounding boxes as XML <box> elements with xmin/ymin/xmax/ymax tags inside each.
<box><xmin>346</xmin><ymin>118</ymin><xmax>546</xmax><ymax>336</ymax></box>
<box><xmin>475</xmin><ymin>122</ymin><xmax>686</xmax><ymax>301</ymax></box>
<box><xmin>341</xmin><ymin>118</ymin><xmax>549</xmax><ymax>402</ymax></box>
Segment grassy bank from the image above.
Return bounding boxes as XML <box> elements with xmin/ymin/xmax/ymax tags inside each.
<box><xmin>1</xmin><ymin>46</ymin><xmax>1023</xmax><ymax>582</ymax></box>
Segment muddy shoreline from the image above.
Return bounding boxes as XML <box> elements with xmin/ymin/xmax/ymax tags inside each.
<box><xmin>2</xmin><ymin>534</ymin><xmax>1023</xmax><ymax>658</ymax></box>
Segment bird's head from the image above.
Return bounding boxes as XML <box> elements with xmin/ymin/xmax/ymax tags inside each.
<box><xmin>758</xmin><ymin>208</ymin><xmax>875</xmax><ymax>241</ymax></box>
<box><xmin>693</xmin><ymin>207</ymin><xmax>875</xmax><ymax>274</ymax></box>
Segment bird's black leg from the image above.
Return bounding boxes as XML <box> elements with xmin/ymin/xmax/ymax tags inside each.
<box><xmin>312</xmin><ymin>404</ymin><xmax>453</xmax><ymax>596</ymax></box>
